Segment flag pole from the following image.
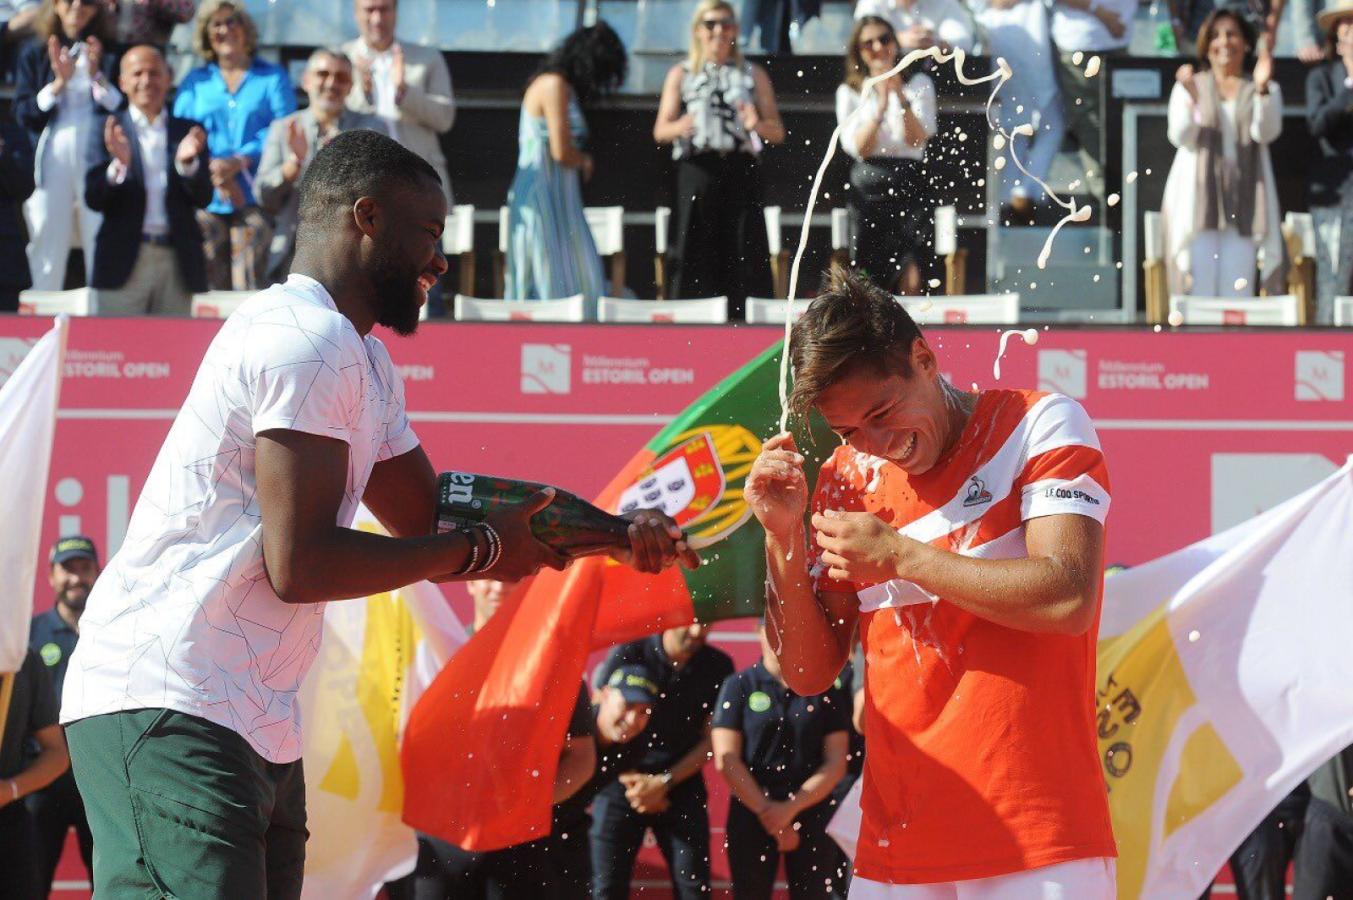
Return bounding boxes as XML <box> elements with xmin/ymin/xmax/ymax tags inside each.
<box><xmin>0</xmin><ymin>672</ymin><xmax>14</xmax><ymax>745</ymax></box>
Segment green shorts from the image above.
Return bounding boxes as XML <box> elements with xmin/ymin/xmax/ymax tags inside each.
<box><xmin>66</xmin><ymin>708</ymin><xmax>308</xmax><ymax>900</ymax></box>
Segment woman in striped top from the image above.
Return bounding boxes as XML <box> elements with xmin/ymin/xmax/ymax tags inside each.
<box><xmin>654</xmin><ymin>0</ymin><xmax>785</xmax><ymax>318</ymax></box>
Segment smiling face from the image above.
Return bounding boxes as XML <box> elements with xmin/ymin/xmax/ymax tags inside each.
<box><xmin>1205</xmin><ymin>13</ymin><xmax>1249</xmax><ymax>75</ymax></box>
<box><xmin>695</xmin><ymin>7</ymin><xmax>737</xmax><ymax>64</ymax></box>
<box><xmin>356</xmin><ymin>0</ymin><xmax>397</xmax><ymax>50</ymax></box>
<box><xmin>50</xmin><ymin>557</ymin><xmax>99</xmax><ymax>615</ymax></box>
<box><xmin>303</xmin><ymin>52</ymin><xmax>354</xmax><ymax>119</ymax></box>
<box><xmin>814</xmin><ymin>340</ymin><xmax>958</xmax><ymax>475</ymax></box>
<box><xmin>120</xmin><ymin>46</ymin><xmax>169</xmax><ymax>116</ymax></box>
<box><xmin>362</xmin><ymin>177</ymin><xmax>448</xmax><ymax>335</ymax></box>
<box><xmin>207</xmin><ymin>5</ymin><xmax>246</xmax><ymax>61</ymax></box>
<box><xmin>597</xmin><ymin>688</ymin><xmax>652</xmax><ymax>744</ymax></box>
<box><xmin>857</xmin><ymin>21</ymin><xmax>898</xmax><ymax>75</ymax></box>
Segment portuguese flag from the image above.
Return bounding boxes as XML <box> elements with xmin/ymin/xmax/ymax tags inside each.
<box><xmin>401</xmin><ymin>342</ymin><xmax>834</xmax><ymax>851</ymax></box>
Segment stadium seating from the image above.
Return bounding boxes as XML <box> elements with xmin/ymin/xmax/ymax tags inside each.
<box><xmin>900</xmin><ymin>293</ymin><xmax>1020</xmax><ymax>324</ymax></box>
<box><xmin>744</xmin><ymin>296</ymin><xmax>812</xmax><ymax>324</ymax></box>
<box><xmin>18</xmin><ymin>289</ymin><xmax>92</xmax><ymax>316</ymax></box>
<box><xmin>596</xmin><ymin>296</ymin><xmax>728</xmax><ymax>324</ymax></box>
<box><xmin>453</xmin><ymin>294</ymin><xmax>587</xmax><ymax>322</ymax></box>
<box><xmin>190</xmin><ymin>291</ymin><xmax>253</xmax><ymax>318</ymax></box>
<box><xmin>1331</xmin><ymin>296</ymin><xmax>1353</xmax><ymax>326</ymax></box>
<box><xmin>443</xmin><ymin>204</ymin><xmax>476</xmax><ymax>297</ymax></box>
<box><xmin>1168</xmin><ymin>295</ymin><xmax>1301</xmax><ymax>326</ymax></box>
<box><xmin>584</xmin><ymin>206</ymin><xmax>627</xmax><ymax>298</ymax></box>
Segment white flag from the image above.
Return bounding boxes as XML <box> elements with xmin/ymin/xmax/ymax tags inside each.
<box><xmin>300</xmin><ymin>506</ymin><xmax>468</xmax><ymax>899</ymax></box>
<box><xmin>0</xmin><ymin>317</ymin><xmax>67</xmax><ymax>674</ymax></box>
<box><xmin>828</xmin><ymin>458</ymin><xmax>1353</xmax><ymax>898</ymax></box>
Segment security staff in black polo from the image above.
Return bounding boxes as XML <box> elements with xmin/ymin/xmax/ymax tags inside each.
<box><xmin>591</xmin><ymin>622</ymin><xmax>734</xmax><ymax>900</ymax></box>
<box><xmin>26</xmin><ymin>535</ymin><xmax>99</xmax><ymax>893</ymax></box>
<box><xmin>712</xmin><ymin>618</ymin><xmax>852</xmax><ymax>899</ymax></box>
<box><xmin>550</xmin><ymin>665</ymin><xmax>658</xmax><ymax>899</ymax></box>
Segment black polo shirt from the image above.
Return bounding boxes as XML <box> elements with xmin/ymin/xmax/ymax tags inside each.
<box><xmin>712</xmin><ymin>660</ymin><xmax>850</xmax><ymax>800</ymax></box>
<box><xmin>29</xmin><ymin>608</ymin><xmax>78</xmax><ymax>704</ymax></box>
<box><xmin>1</xmin><ymin>650</ymin><xmax>58</xmax><ymax>779</ymax></box>
<box><xmin>594</xmin><ymin>634</ymin><xmax>734</xmax><ymax>775</ymax></box>
<box><xmin>553</xmin><ymin>685</ymin><xmax>658</xmax><ymax>832</ymax></box>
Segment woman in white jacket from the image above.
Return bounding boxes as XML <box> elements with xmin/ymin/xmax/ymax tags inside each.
<box><xmin>1162</xmin><ymin>9</ymin><xmax>1283</xmax><ymax>297</ymax></box>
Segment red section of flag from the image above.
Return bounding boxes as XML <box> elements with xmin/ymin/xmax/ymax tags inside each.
<box><xmin>401</xmin><ymin>450</ymin><xmax>697</xmax><ymax>851</ymax></box>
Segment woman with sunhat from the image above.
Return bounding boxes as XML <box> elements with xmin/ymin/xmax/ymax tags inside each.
<box><xmin>1305</xmin><ymin>0</ymin><xmax>1353</xmax><ymax>323</ymax></box>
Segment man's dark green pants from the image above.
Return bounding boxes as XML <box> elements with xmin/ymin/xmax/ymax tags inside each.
<box><xmin>66</xmin><ymin>708</ymin><xmax>308</xmax><ymax>899</ymax></box>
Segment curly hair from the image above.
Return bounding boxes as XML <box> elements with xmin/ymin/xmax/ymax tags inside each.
<box><xmin>34</xmin><ymin>0</ymin><xmax>114</xmax><ymax>45</ymax></box>
<box><xmin>192</xmin><ymin>0</ymin><xmax>259</xmax><ymax>64</ymax></box>
<box><xmin>533</xmin><ymin>21</ymin><xmax>628</xmax><ymax>104</ymax></box>
<box><xmin>788</xmin><ymin>265</ymin><xmax>923</xmax><ymax>418</ymax></box>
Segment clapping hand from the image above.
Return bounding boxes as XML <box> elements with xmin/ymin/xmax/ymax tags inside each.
<box><xmin>85</xmin><ymin>36</ymin><xmax>104</xmax><ymax>77</ymax></box>
<box><xmin>392</xmin><ymin>44</ymin><xmax>407</xmax><ymax>104</ymax></box>
<box><xmin>286</xmin><ymin>118</ymin><xmax>309</xmax><ymax>162</ymax></box>
<box><xmin>1175</xmin><ymin>63</ymin><xmax>1199</xmax><ymax>104</ymax></box>
<box><xmin>176</xmin><ymin>125</ymin><xmax>207</xmax><ymax>166</ymax></box>
<box><xmin>1252</xmin><ymin>43</ymin><xmax>1274</xmax><ymax>93</ymax></box>
<box><xmin>104</xmin><ymin>117</ymin><xmax>132</xmax><ymax>167</ymax></box>
<box><xmin>48</xmin><ymin>37</ymin><xmax>75</xmax><ymax>91</ymax></box>
<box><xmin>354</xmin><ymin>53</ymin><xmax>375</xmax><ymax>103</ymax></box>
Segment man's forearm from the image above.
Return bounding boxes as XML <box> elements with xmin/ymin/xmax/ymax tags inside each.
<box><xmin>790</xmin><ymin>759</ymin><xmax>845</xmax><ymax>813</ymax></box>
<box><xmin>668</xmin><ymin>733</ymin><xmax>712</xmax><ymax>784</ymax></box>
<box><xmin>903</xmin><ymin>545</ymin><xmax>1095</xmax><ymax>633</ymax></box>
<box><xmin>11</xmin><ymin>746</ymin><xmax>68</xmax><ymax>798</ymax></box>
<box><xmin>716</xmin><ymin>751</ymin><xmax>770</xmax><ymax>811</ymax></box>
<box><xmin>268</xmin><ymin>526</ymin><xmax>478</xmax><ymax>604</ymax></box>
<box><xmin>767</xmin><ymin>526</ymin><xmax>850</xmax><ymax>693</ymax></box>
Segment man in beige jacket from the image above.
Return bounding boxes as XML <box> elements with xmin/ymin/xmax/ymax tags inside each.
<box><xmin>344</xmin><ymin>0</ymin><xmax>456</xmax><ymax>206</ymax></box>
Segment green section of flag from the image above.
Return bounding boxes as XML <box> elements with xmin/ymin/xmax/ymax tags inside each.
<box><xmin>638</xmin><ymin>342</ymin><xmax>835</xmax><ymax>623</ymax></box>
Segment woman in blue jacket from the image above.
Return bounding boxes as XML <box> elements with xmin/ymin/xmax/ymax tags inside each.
<box><xmin>173</xmin><ymin>0</ymin><xmax>294</xmax><ymax>290</ymax></box>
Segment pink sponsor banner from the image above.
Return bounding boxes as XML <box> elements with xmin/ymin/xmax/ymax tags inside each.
<box><xmin>11</xmin><ymin>315</ymin><xmax>1349</xmax><ymax>896</ymax></box>
<box><xmin>6</xmin><ymin>316</ymin><xmax>1350</xmax><ymax>603</ymax></box>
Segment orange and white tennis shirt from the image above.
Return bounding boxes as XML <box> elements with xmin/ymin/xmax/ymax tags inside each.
<box><xmin>811</xmin><ymin>389</ymin><xmax>1117</xmax><ymax>885</ymax></box>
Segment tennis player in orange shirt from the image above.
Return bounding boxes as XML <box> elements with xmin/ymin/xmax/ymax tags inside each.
<box><xmin>745</xmin><ymin>268</ymin><xmax>1117</xmax><ymax>899</ymax></box>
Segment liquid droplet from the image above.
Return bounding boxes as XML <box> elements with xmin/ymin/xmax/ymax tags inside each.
<box><xmin>1107</xmin><ymin>193</ymin><xmax>1121</xmax><ymax>207</ymax></box>
<box><xmin>1168</xmin><ymin>310</ymin><xmax>1185</xmax><ymax>327</ymax></box>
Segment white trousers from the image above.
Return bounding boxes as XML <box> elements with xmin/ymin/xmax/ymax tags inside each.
<box><xmin>24</xmin><ymin>121</ymin><xmax>102</xmax><ymax>290</ymax></box>
<box><xmin>999</xmin><ymin>101</ymin><xmax>1067</xmax><ymax>203</ymax></box>
<box><xmin>849</xmin><ymin>857</ymin><xmax>1116</xmax><ymax>900</ymax></box>
<box><xmin>1187</xmin><ymin>229</ymin><xmax>1257</xmax><ymax>297</ymax></box>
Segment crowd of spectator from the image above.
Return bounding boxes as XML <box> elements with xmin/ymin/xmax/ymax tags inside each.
<box><xmin>2</xmin><ymin>0</ymin><xmax>1353</xmax><ymax>322</ymax></box>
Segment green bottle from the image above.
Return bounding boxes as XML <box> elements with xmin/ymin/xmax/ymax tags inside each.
<box><xmin>435</xmin><ymin>471</ymin><xmax>634</xmax><ymax>559</ymax></box>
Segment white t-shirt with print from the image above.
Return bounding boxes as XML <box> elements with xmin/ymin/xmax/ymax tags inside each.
<box><xmin>61</xmin><ymin>274</ymin><xmax>420</xmax><ymax>764</ymax></box>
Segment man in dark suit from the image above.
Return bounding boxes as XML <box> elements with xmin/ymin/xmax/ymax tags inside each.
<box><xmin>85</xmin><ymin>43</ymin><xmax>211</xmax><ymax>315</ymax></box>
<box><xmin>0</xmin><ymin>118</ymin><xmax>34</xmax><ymax>311</ymax></box>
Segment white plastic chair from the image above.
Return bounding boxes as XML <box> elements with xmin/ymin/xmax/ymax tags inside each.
<box><xmin>830</xmin><ymin>208</ymin><xmax>851</xmax><ymax>252</ymax></box>
<box><xmin>453</xmin><ymin>295</ymin><xmax>586</xmax><ymax>322</ymax></box>
<box><xmin>745</xmin><ymin>296</ymin><xmax>812</xmax><ymax>324</ymax></box>
<box><xmin>18</xmin><ymin>288</ymin><xmax>91</xmax><ymax>316</ymax></box>
<box><xmin>1335</xmin><ymin>296</ymin><xmax>1353</xmax><ymax>326</ymax></box>
<box><xmin>901</xmin><ymin>293</ymin><xmax>1020</xmax><ymax>325</ymax></box>
<box><xmin>596</xmin><ymin>296</ymin><xmax>728</xmax><ymax>324</ymax></box>
<box><xmin>493</xmin><ymin>205</ymin><xmax>510</xmax><ymax>297</ymax></box>
<box><xmin>442</xmin><ymin>204</ymin><xmax>476</xmax><ymax>297</ymax></box>
<box><xmin>190</xmin><ymin>291</ymin><xmax>254</xmax><ymax>319</ymax></box>
<box><xmin>1168</xmin><ymin>294</ymin><xmax>1300</xmax><ymax>326</ymax></box>
<box><xmin>654</xmin><ymin>206</ymin><xmax>672</xmax><ymax>298</ymax></box>
<box><xmin>765</xmin><ymin>206</ymin><xmax>791</xmax><ymax>298</ymax></box>
<box><xmin>585</xmin><ymin>206</ymin><xmax>627</xmax><ymax>297</ymax></box>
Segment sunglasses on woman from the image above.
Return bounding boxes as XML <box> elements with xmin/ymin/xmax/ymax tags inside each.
<box><xmin>860</xmin><ymin>34</ymin><xmax>897</xmax><ymax>51</ymax></box>
<box><xmin>700</xmin><ymin>17</ymin><xmax>736</xmax><ymax>31</ymax></box>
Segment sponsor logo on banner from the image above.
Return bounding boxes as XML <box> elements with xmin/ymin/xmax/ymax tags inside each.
<box><xmin>581</xmin><ymin>354</ymin><xmax>695</xmax><ymax>387</ymax></box>
<box><xmin>0</xmin><ymin>337</ymin><xmax>37</xmax><ymax>389</ymax></box>
<box><xmin>521</xmin><ymin>344</ymin><xmax>571</xmax><ymax>394</ymax></box>
<box><xmin>397</xmin><ymin>364</ymin><xmax>435</xmax><ymax>382</ymax></box>
<box><xmin>64</xmin><ymin>349</ymin><xmax>171</xmax><ymax>380</ymax></box>
<box><xmin>618</xmin><ymin>425</ymin><xmax>761</xmax><ymax>544</ymax></box>
<box><xmin>1294</xmin><ymin>350</ymin><xmax>1344</xmax><ymax>402</ymax></box>
<box><xmin>1038</xmin><ymin>349</ymin><xmax>1088</xmax><ymax>398</ymax></box>
<box><xmin>1096</xmin><ymin>359</ymin><xmax>1210</xmax><ymax>392</ymax></box>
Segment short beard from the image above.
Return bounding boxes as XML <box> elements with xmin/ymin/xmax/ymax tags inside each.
<box><xmin>369</xmin><ymin>244</ymin><xmax>422</xmax><ymax>337</ymax></box>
